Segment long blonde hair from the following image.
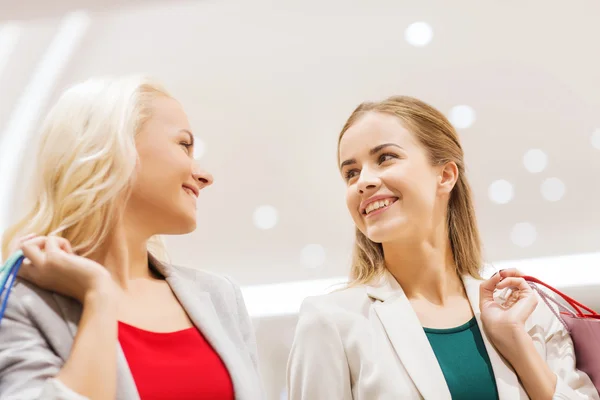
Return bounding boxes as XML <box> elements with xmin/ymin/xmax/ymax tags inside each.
<box><xmin>2</xmin><ymin>76</ymin><xmax>170</xmax><ymax>261</ymax></box>
<box><xmin>338</xmin><ymin>96</ymin><xmax>483</xmax><ymax>285</ymax></box>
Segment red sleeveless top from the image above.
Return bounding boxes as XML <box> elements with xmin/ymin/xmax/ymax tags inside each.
<box><xmin>118</xmin><ymin>321</ymin><xmax>234</xmax><ymax>400</ymax></box>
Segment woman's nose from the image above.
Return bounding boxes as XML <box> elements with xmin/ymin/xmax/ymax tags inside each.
<box><xmin>192</xmin><ymin>164</ymin><xmax>214</xmax><ymax>188</ymax></box>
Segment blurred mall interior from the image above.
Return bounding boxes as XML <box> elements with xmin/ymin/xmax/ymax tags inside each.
<box><xmin>0</xmin><ymin>1</ymin><xmax>599</xmax><ymax>398</ymax></box>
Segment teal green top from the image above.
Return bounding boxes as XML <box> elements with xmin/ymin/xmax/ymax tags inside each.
<box><xmin>424</xmin><ymin>317</ymin><xmax>499</xmax><ymax>400</ymax></box>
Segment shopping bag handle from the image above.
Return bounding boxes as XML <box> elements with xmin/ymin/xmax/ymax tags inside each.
<box><xmin>522</xmin><ymin>275</ymin><xmax>598</xmax><ymax>317</ymax></box>
<box><xmin>0</xmin><ymin>253</ymin><xmax>25</xmax><ymax>323</ymax></box>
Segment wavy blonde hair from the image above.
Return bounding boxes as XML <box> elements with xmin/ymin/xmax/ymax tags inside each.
<box><xmin>339</xmin><ymin>96</ymin><xmax>483</xmax><ymax>285</ymax></box>
<box><xmin>2</xmin><ymin>76</ymin><xmax>170</xmax><ymax>261</ymax></box>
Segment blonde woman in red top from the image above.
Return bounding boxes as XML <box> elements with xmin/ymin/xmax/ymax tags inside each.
<box><xmin>0</xmin><ymin>76</ymin><xmax>264</xmax><ymax>400</ymax></box>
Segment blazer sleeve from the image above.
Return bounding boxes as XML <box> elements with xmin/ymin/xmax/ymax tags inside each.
<box><xmin>224</xmin><ymin>276</ymin><xmax>266</xmax><ymax>398</ymax></box>
<box><xmin>287</xmin><ymin>298</ymin><xmax>353</xmax><ymax>400</ymax></box>
<box><xmin>228</xmin><ymin>278</ymin><xmax>260</xmax><ymax>372</ymax></box>
<box><xmin>0</xmin><ymin>288</ymin><xmax>88</xmax><ymax>400</ymax></box>
<box><xmin>540</xmin><ymin>301</ymin><xmax>600</xmax><ymax>399</ymax></box>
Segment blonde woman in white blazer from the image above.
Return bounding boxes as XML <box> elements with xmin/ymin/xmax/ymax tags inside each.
<box><xmin>287</xmin><ymin>96</ymin><xmax>599</xmax><ymax>400</ymax></box>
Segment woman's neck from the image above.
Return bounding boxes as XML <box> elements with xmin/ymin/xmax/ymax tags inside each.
<box><xmin>383</xmin><ymin>238</ymin><xmax>464</xmax><ymax>304</ymax></box>
<box><xmin>88</xmin><ymin>222</ymin><xmax>154</xmax><ymax>289</ymax></box>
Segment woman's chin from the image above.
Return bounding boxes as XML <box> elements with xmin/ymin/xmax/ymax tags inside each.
<box><xmin>365</xmin><ymin>220</ymin><xmax>409</xmax><ymax>244</ymax></box>
<box><xmin>180</xmin><ymin>217</ymin><xmax>197</xmax><ymax>234</ymax></box>
<box><xmin>162</xmin><ymin>214</ymin><xmax>197</xmax><ymax>235</ymax></box>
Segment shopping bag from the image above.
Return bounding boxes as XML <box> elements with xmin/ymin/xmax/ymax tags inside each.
<box><xmin>0</xmin><ymin>250</ymin><xmax>25</xmax><ymax>324</ymax></box>
<box><xmin>523</xmin><ymin>275</ymin><xmax>600</xmax><ymax>393</ymax></box>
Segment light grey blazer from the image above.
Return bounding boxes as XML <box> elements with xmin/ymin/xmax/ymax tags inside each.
<box><xmin>0</xmin><ymin>260</ymin><xmax>265</xmax><ymax>400</ymax></box>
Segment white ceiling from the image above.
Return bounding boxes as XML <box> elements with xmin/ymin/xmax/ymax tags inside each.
<box><xmin>1</xmin><ymin>0</ymin><xmax>600</xmax><ymax>289</ymax></box>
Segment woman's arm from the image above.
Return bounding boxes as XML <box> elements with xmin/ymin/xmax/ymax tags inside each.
<box><xmin>287</xmin><ymin>298</ymin><xmax>353</xmax><ymax>400</ymax></box>
<box><xmin>226</xmin><ymin>277</ymin><xmax>266</xmax><ymax>398</ymax></box>
<box><xmin>480</xmin><ymin>269</ymin><xmax>599</xmax><ymax>400</ymax></box>
<box><xmin>0</xmin><ymin>236</ymin><xmax>121</xmax><ymax>400</ymax></box>
<box><xmin>492</xmin><ymin>307</ymin><xmax>599</xmax><ymax>399</ymax></box>
<box><xmin>492</xmin><ymin>328</ymin><xmax>556</xmax><ymax>400</ymax></box>
<box><xmin>0</xmin><ymin>280</ymin><xmax>118</xmax><ymax>400</ymax></box>
<box><xmin>55</xmin><ymin>282</ymin><xmax>119</xmax><ymax>400</ymax></box>
<box><xmin>227</xmin><ymin>278</ymin><xmax>260</xmax><ymax>372</ymax></box>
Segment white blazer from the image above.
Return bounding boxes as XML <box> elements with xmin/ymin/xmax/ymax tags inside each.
<box><xmin>287</xmin><ymin>270</ymin><xmax>599</xmax><ymax>400</ymax></box>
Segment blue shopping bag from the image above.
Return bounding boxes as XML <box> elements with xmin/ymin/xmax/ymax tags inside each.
<box><xmin>0</xmin><ymin>250</ymin><xmax>25</xmax><ymax>324</ymax></box>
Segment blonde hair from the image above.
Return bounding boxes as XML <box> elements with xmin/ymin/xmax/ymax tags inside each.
<box><xmin>338</xmin><ymin>96</ymin><xmax>482</xmax><ymax>285</ymax></box>
<box><xmin>2</xmin><ymin>76</ymin><xmax>170</xmax><ymax>261</ymax></box>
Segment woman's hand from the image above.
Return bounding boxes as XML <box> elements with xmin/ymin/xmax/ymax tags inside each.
<box><xmin>479</xmin><ymin>268</ymin><xmax>538</xmax><ymax>357</ymax></box>
<box><xmin>480</xmin><ymin>270</ymin><xmax>561</xmax><ymax>399</ymax></box>
<box><xmin>18</xmin><ymin>235</ymin><xmax>113</xmax><ymax>303</ymax></box>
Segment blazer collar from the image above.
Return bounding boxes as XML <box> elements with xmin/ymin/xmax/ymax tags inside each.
<box><xmin>53</xmin><ymin>257</ymin><xmax>257</xmax><ymax>400</ymax></box>
<box><xmin>159</xmin><ymin>262</ymin><xmax>258</xmax><ymax>400</ymax></box>
<box><xmin>366</xmin><ymin>270</ymin><xmax>528</xmax><ymax>400</ymax></box>
<box><xmin>367</xmin><ymin>270</ymin><xmax>452</xmax><ymax>399</ymax></box>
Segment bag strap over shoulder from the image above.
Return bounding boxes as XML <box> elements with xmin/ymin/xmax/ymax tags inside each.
<box><xmin>0</xmin><ymin>252</ymin><xmax>25</xmax><ymax>323</ymax></box>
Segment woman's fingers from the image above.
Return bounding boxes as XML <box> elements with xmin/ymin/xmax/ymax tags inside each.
<box><xmin>18</xmin><ymin>233</ymin><xmax>37</xmax><ymax>243</ymax></box>
<box><xmin>43</xmin><ymin>236</ymin><xmax>76</xmax><ymax>266</ymax></box>
<box><xmin>19</xmin><ymin>240</ymin><xmax>46</xmax><ymax>279</ymax></box>
<box><xmin>20</xmin><ymin>236</ymin><xmax>47</xmax><ymax>249</ymax></box>
<box><xmin>496</xmin><ymin>277</ymin><xmax>531</xmax><ymax>292</ymax></box>
<box><xmin>61</xmin><ymin>238</ymin><xmax>73</xmax><ymax>254</ymax></box>
<box><xmin>45</xmin><ymin>236</ymin><xmax>60</xmax><ymax>253</ymax></box>
<box><xmin>40</xmin><ymin>235</ymin><xmax>73</xmax><ymax>253</ymax></box>
<box><xmin>19</xmin><ymin>236</ymin><xmax>47</xmax><ymax>268</ymax></box>
<box><xmin>479</xmin><ymin>272</ymin><xmax>503</xmax><ymax>304</ymax></box>
<box><xmin>480</xmin><ymin>269</ymin><xmax>534</xmax><ymax>309</ymax></box>
<box><xmin>6</xmin><ymin>233</ymin><xmax>37</xmax><ymax>256</ymax></box>
<box><xmin>498</xmin><ymin>268</ymin><xmax>523</xmax><ymax>278</ymax></box>
<box><xmin>20</xmin><ymin>236</ymin><xmax>72</xmax><ymax>255</ymax></box>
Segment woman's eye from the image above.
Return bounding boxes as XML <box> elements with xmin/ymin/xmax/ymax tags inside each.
<box><xmin>345</xmin><ymin>169</ymin><xmax>359</xmax><ymax>181</ymax></box>
<box><xmin>180</xmin><ymin>142</ymin><xmax>193</xmax><ymax>152</ymax></box>
<box><xmin>378</xmin><ymin>153</ymin><xmax>397</xmax><ymax>163</ymax></box>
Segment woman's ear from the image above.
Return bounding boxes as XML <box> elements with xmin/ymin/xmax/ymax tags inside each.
<box><xmin>438</xmin><ymin>161</ymin><xmax>459</xmax><ymax>195</ymax></box>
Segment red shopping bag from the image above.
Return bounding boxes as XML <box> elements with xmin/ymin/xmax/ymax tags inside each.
<box><xmin>523</xmin><ymin>275</ymin><xmax>600</xmax><ymax>393</ymax></box>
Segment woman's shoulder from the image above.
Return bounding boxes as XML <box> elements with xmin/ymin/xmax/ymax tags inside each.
<box><xmin>167</xmin><ymin>264</ymin><xmax>243</xmax><ymax>307</ymax></box>
<box><xmin>299</xmin><ymin>285</ymin><xmax>373</xmax><ymax>323</ymax></box>
<box><xmin>2</xmin><ymin>279</ymin><xmax>77</xmax><ymax>351</ymax></box>
<box><xmin>290</xmin><ymin>286</ymin><xmax>373</xmax><ymax>351</ymax></box>
<box><xmin>10</xmin><ymin>278</ymin><xmax>67</xmax><ymax>313</ymax></box>
<box><xmin>169</xmin><ymin>263</ymin><xmax>236</xmax><ymax>287</ymax></box>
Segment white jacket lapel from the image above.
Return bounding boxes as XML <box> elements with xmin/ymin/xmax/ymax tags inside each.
<box><xmin>462</xmin><ymin>275</ymin><xmax>528</xmax><ymax>399</ymax></box>
<box><xmin>163</xmin><ymin>267</ymin><xmax>254</xmax><ymax>400</ymax></box>
<box><xmin>367</xmin><ymin>271</ymin><xmax>452</xmax><ymax>400</ymax></box>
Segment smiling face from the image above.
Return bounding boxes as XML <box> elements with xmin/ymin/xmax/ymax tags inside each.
<box><xmin>126</xmin><ymin>96</ymin><xmax>214</xmax><ymax>235</ymax></box>
<box><xmin>337</xmin><ymin>96</ymin><xmax>483</xmax><ymax>283</ymax></box>
<box><xmin>339</xmin><ymin>111</ymin><xmax>454</xmax><ymax>244</ymax></box>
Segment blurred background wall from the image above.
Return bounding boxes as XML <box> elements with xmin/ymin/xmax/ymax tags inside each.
<box><xmin>1</xmin><ymin>1</ymin><xmax>599</xmax><ymax>398</ymax></box>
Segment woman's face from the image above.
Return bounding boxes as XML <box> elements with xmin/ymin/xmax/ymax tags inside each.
<box><xmin>127</xmin><ymin>96</ymin><xmax>213</xmax><ymax>235</ymax></box>
<box><xmin>339</xmin><ymin>112</ymin><xmax>455</xmax><ymax>244</ymax></box>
